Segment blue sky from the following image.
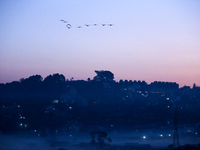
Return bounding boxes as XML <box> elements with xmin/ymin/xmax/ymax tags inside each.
<box><xmin>0</xmin><ymin>0</ymin><xmax>200</xmax><ymax>87</ymax></box>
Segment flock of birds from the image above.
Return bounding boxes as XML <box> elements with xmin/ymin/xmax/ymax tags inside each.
<box><xmin>60</xmin><ymin>19</ymin><xmax>113</xmax><ymax>29</ymax></box>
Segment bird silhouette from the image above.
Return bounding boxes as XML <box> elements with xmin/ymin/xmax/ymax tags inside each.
<box><xmin>93</xmin><ymin>24</ymin><xmax>98</xmax><ymax>26</ymax></box>
<box><xmin>66</xmin><ymin>24</ymin><xmax>72</xmax><ymax>29</ymax></box>
<box><xmin>77</xmin><ymin>26</ymin><xmax>82</xmax><ymax>28</ymax></box>
<box><xmin>85</xmin><ymin>24</ymin><xmax>90</xmax><ymax>27</ymax></box>
<box><xmin>108</xmin><ymin>24</ymin><xmax>113</xmax><ymax>26</ymax></box>
<box><xmin>102</xmin><ymin>24</ymin><xmax>106</xmax><ymax>26</ymax></box>
<box><xmin>60</xmin><ymin>20</ymin><xmax>67</xmax><ymax>23</ymax></box>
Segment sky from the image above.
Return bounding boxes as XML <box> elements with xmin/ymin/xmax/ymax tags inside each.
<box><xmin>0</xmin><ymin>0</ymin><xmax>200</xmax><ymax>87</ymax></box>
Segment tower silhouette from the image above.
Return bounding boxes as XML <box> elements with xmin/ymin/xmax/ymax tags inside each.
<box><xmin>173</xmin><ymin>102</ymin><xmax>180</xmax><ymax>148</ymax></box>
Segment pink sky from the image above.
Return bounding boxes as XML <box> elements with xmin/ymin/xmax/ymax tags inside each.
<box><xmin>0</xmin><ymin>1</ymin><xmax>200</xmax><ymax>87</ymax></box>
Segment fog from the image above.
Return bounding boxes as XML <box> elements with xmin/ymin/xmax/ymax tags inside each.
<box><xmin>0</xmin><ymin>128</ymin><xmax>199</xmax><ymax>150</ymax></box>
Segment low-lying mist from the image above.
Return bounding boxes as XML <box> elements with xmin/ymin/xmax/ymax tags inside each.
<box><xmin>0</xmin><ymin>128</ymin><xmax>199</xmax><ymax>150</ymax></box>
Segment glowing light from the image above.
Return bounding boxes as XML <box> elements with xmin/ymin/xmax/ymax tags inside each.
<box><xmin>166</xmin><ymin>98</ymin><xmax>169</xmax><ymax>100</ymax></box>
<box><xmin>111</xmin><ymin>125</ymin><xmax>113</xmax><ymax>127</ymax></box>
<box><xmin>20</xmin><ymin>123</ymin><xmax>23</xmax><ymax>126</ymax></box>
<box><xmin>160</xmin><ymin>134</ymin><xmax>163</xmax><ymax>137</ymax></box>
<box><xmin>143</xmin><ymin>136</ymin><xmax>146</xmax><ymax>139</ymax></box>
<box><xmin>69</xmin><ymin>107</ymin><xmax>72</xmax><ymax>109</ymax></box>
<box><xmin>34</xmin><ymin>130</ymin><xmax>37</xmax><ymax>132</ymax></box>
<box><xmin>168</xmin><ymin>134</ymin><xmax>171</xmax><ymax>136</ymax></box>
<box><xmin>18</xmin><ymin>105</ymin><xmax>20</xmax><ymax>108</ymax></box>
<box><xmin>52</xmin><ymin>100</ymin><xmax>59</xmax><ymax>103</ymax></box>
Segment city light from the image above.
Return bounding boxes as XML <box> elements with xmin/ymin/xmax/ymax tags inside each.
<box><xmin>52</xmin><ymin>99</ymin><xmax>59</xmax><ymax>103</ymax></box>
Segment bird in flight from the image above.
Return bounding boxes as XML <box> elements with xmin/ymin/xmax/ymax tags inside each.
<box><xmin>66</xmin><ymin>24</ymin><xmax>72</xmax><ymax>29</ymax></box>
<box><xmin>60</xmin><ymin>19</ymin><xmax>67</xmax><ymax>23</ymax></box>
<box><xmin>59</xmin><ymin>20</ymin><xmax>113</xmax><ymax>29</ymax></box>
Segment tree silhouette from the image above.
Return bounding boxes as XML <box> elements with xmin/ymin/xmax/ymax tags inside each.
<box><xmin>90</xmin><ymin>131</ymin><xmax>111</xmax><ymax>148</ymax></box>
<box><xmin>20</xmin><ymin>74</ymin><xmax>43</xmax><ymax>88</ymax></box>
<box><xmin>93</xmin><ymin>70</ymin><xmax>114</xmax><ymax>82</ymax></box>
<box><xmin>43</xmin><ymin>73</ymin><xmax>65</xmax><ymax>85</ymax></box>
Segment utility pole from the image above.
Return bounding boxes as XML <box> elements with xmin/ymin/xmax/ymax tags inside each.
<box><xmin>173</xmin><ymin>102</ymin><xmax>180</xmax><ymax>148</ymax></box>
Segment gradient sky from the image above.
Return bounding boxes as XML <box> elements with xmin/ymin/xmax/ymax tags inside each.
<box><xmin>0</xmin><ymin>0</ymin><xmax>200</xmax><ymax>87</ymax></box>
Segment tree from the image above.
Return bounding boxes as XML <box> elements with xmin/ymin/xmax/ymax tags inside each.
<box><xmin>90</xmin><ymin>131</ymin><xmax>111</xmax><ymax>148</ymax></box>
<box><xmin>93</xmin><ymin>70</ymin><xmax>114</xmax><ymax>82</ymax></box>
<box><xmin>20</xmin><ymin>74</ymin><xmax>43</xmax><ymax>87</ymax></box>
<box><xmin>43</xmin><ymin>73</ymin><xmax>65</xmax><ymax>85</ymax></box>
